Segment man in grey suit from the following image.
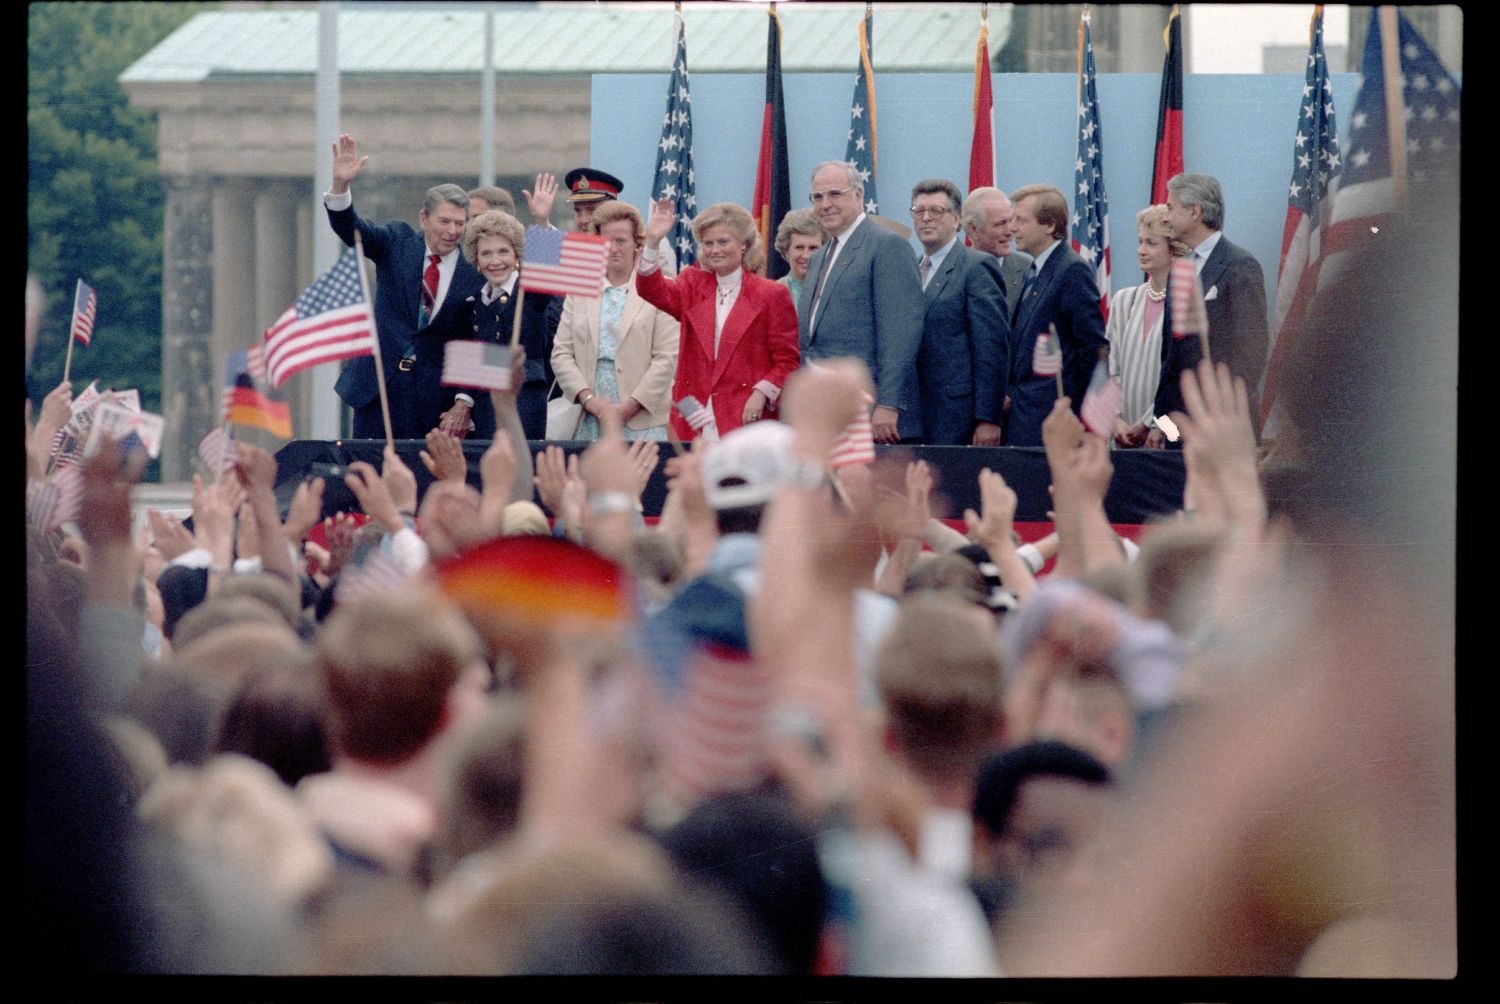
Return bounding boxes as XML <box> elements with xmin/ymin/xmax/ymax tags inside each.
<box><xmin>910</xmin><ymin>179</ymin><xmax>1009</xmax><ymax>445</ymax></box>
<box><xmin>963</xmin><ymin>187</ymin><xmax>1033</xmax><ymax>314</ymax></box>
<box><xmin>798</xmin><ymin>161</ymin><xmax>924</xmax><ymax>444</ymax></box>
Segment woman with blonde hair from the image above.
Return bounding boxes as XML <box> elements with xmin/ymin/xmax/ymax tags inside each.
<box><xmin>1107</xmin><ymin>205</ymin><xmax>1189</xmax><ymax>447</ymax></box>
<box><xmin>636</xmin><ymin>199</ymin><xmax>800</xmax><ymax>440</ymax></box>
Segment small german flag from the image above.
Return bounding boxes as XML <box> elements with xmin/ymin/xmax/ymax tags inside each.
<box><xmin>437</xmin><ymin>535</ymin><xmax>630</xmax><ymax>626</ymax></box>
<box><xmin>223</xmin><ymin>348</ymin><xmax>292</xmax><ymax>438</ymax></box>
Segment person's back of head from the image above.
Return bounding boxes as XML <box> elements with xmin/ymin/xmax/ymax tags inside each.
<box><xmin>216</xmin><ymin>572</ymin><xmax>306</xmax><ymax>629</ymax></box>
<box><xmin>215</xmin><ymin>653</ymin><xmax>331</xmax><ymax>788</ymax></box>
<box><xmin>172</xmin><ymin>619</ymin><xmax>306</xmax><ymax>693</ymax></box>
<box><xmin>876</xmin><ymin>593</ymin><xmax>1006</xmax><ymax>790</ymax></box>
<box><xmin>657</xmin><ymin>790</ymin><xmax>827</xmax><ymax>973</ymax></box>
<box><xmin>435</xmin><ymin>695</ymin><xmax>527</xmax><ymax>880</ymax></box>
<box><xmin>1130</xmin><ymin>520</ymin><xmax>1223</xmax><ymax>634</ymax></box>
<box><xmin>315</xmin><ymin>588</ymin><xmax>483</xmax><ymax>766</ymax></box>
<box><xmin>171</xmin><ymin>595</ymin><xmax>289</xmax><ymax>653</ymax></box>
<box><xmin>1033</xmin><ymin>662</ymin><xmax>1136</xmax><ymax>769</ymax></box>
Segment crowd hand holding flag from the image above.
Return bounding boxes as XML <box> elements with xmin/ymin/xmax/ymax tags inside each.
<box><xmin>190</xmin><ymin>471</ymin><xmax>243</xmax><ymax>579</ymax></box>
<box><xmin>27</xmin><ymin>380</ymin><xmax>74</xmax><ymax>479</ymax></box>
<box><xmin>1172</xmin><ymin>359</ymin><xmax>1265</xmax><ymax>535</ymax></box>
<box><xmin>488</xmin><ymin>344</ymin><xmax>539</xmax><ymax>508</ymax></box>
<box><xmin>963</xmin><ymin>467</ymin><xmax>1038</xmax><ymax>604</ymax></box>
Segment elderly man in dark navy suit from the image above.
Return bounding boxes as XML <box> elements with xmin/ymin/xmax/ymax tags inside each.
<box><xmin>908</xmin><ymin>178</ymin><xmax>1010</xmax><ymax>445</ymax></box>
<box><xmin>1004</xmin><ymin>183</ymin><xmax>1108</xmax><ymax>447</ymax></box>
<box><xmin>323</xmin><ymin>133</ymin><xmax>483</xmax><ymax>439</ymax></box>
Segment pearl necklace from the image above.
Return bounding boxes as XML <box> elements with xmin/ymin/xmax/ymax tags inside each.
<box><xmin>1145</xmin><ymin>281</ymin><xmax>1167</xmax><ymax>302</ymax></box>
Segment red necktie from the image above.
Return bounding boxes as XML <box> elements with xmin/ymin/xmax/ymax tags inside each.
<box><xmin>419</xmin><ymin>253</ymin><xmax>440</xmax><ymax>326</ymax></box>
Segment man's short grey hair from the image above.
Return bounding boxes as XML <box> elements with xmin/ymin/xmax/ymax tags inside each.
<box><xmin>423</xmin><ymin>184</ymin><xmax>470</xmax><ymax>217</ymax></box>
<box><xmin>961</xmin><ymin>187</ymin><xmax>1010</xmax><ymax>230</ymax></box>
<box><xmin>1167</xmin><ymin>173</ymin><xmax>1224</xmax><ymax>231</ymax></box>
<box><xmin>811</xmin><ymin>160</ymin><xmax>863</xmax><ymax>195</ymax></box>
<box><xmin>910</xmin><ymin>178</ymin><xmax>963</xmax><ymax>215</ymax></box>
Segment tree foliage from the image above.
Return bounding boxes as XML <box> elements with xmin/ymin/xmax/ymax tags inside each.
<box><xmin>28</xmin><ymin>2</ymin><xmax>210</xmax><ymax>414</ymax></box>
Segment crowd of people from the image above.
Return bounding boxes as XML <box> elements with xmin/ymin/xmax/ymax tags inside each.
<box><xmin>24</xmin><ymin>138</ymin><xmax>1456</xmax><ymax>979</ymax></box>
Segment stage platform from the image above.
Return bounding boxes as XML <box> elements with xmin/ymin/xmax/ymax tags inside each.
<box><xmin>273</xmin><ymin>438</ymin><xmax>1187</xmax><ymax>532</ymax></box>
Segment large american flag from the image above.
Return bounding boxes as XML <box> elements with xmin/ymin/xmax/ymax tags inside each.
<box><xmin>70</xmin><ymin>279</ymin><xmax>96</xmax><ymax>346</ymax></box>
<box><xmin>844</xmin><ymin>6</ymin><xmax>878</xmax><ymax>215</ymax></box>
<box><xmin>652</xmin><ymin>10</ymin><xmax>697</xmax><ymax>268</ymax></box>
<box><xmin>1264</xmin><ymin>7</ymin><xmax>1460</xmax><ymax>423</ymax></box>
<box><xmin>263</xmin><ymin>247</ymin><xmax>375</xmax><ymax>388</ymax></box>
<box><xmin>1261</xmin><ymin>7</ymin><xmax>1340</xmax><ymax>427</ymax></box>
<box><xmin>1070</xmin><ymin>12</ymin><xmax>1111</xmax><ymax>323</ymax></box>
<box><xmin>520</xmin><ymin>225</ymin><xmax>608</xmax><ymax>298</ymax></box>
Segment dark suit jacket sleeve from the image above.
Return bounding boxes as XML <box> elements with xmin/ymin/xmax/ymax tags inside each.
<box><xmin>1217</xmin><ymin>247</ymin><xmax>1269</xmax><ymax>390</ymax></box>
<box><xmin>1059</xmin><ymin>259</ymin><xmax>1108</xmax><ymax>404</ymax></box>
<box><xmin>967</xmin><ymin>253</ymin><xmax>1010</xmax><ymax>423</ymax></box>
<box><xmin>325</xmin><ymin>200</ymin><xmax>399</xmax><ymax>265</ymax></box>
<box><xmin>872</xmin><ymin>235</ymin><xmax>924</xmax><ymax>413</ymax></box>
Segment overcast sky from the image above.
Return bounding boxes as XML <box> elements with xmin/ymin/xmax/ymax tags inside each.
<box><xmin>1188</xmin><ymin>4</ymin><xmax>1349</xmax><ymax>72</ymax></box>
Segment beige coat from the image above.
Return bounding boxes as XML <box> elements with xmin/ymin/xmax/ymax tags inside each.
<box><xmin>550</xmin><ymin>276</ymin><xmax>681</xmax><ymax>431</ymax></box>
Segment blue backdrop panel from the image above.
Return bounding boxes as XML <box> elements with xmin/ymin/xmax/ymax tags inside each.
<box><xmin>592</xmin><ymin>71</ymin><xmax>1361</xmax><ymax>310</ymax></box>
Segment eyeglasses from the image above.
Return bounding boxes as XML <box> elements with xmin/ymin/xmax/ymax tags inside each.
<box><xmin>909</xmin><ymin>206</ymin><xmax>953</xmax><ymax>219</ymax></box>
<box><xmin>809</xmin><ymin>188</ymin><xmax>852</xmax><ymax>205</ymax></box>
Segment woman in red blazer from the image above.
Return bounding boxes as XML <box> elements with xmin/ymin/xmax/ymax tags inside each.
<box><xmin>636</xmin><ymin>199</ymin><xmax>800</xmax><ymax>441</ymax></box>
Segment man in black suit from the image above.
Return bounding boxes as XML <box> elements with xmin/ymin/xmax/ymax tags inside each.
<box><xmin>962</xmin><ymin>187</ymin><xmax>1033</xmax><ymax>314</ymax></box>
<box><xmin>908</xmin><ymin>179</ymin><xmax>1009</xmax><ymax>445</ymax></box>
<box><xmin>323</xmin><ymin>133</ymin><xmax>483</xmax><ymax>439</ymax></box>
<box><xmin>1149</xmin><ymin>172</ymin><xmax>1270</xmax><ymax>445</ymax></box>
<box><xmin>1004</xmin><ymin>184</ymin><xmax>1108</xmax><ymax>447</ymax></box>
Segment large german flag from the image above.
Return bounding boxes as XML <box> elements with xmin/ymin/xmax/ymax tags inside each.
<box><xmin>1150</xmin><ymin>5</ymin><xmax>1184</xmax><ymax>206</ymax></box>
<box><xmin>751</xmin><ymin>5</ymin><xmax>791</xmax><ymax>279</ymax></box>
<box><xmin>223</xmin><ymin>348</ymin><xmax>292</xmax><ymax>438</ymax></box>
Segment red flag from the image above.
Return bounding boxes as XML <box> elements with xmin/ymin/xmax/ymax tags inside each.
<box><xmin>1150</xmin><ymin>5</ymin><xmax>1184</xmax><ymax>205</ymax></box>
<box><xmin>967</xmin><ymin>15</ymin><xmax>995</xmax><ymax>194</ymax></box>
<box><xmin>751</xmin><ymin>6</ymin><xmax>791</xmax><ymax>279</ymax></box>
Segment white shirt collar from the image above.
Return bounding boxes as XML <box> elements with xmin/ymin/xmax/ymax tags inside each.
<box><xmin>1031</xmin><ymin>238</ymin><xmax>1062</xmax><ymax>272</ymax></box>
<box><xmin>1192</xmin><ymin>230</ymin><xmax>1223</xmax><ymax>272</ymax></box>
<box><xmin>481</xmin><ymin>273</ymin><xmax>518</xmax><ymax>303</ymax></box>
<box><xmin>834</xmin><ymin>212</ymin><xmax>867</xmax><ymax>246</ymax></box>
<box><xmin>716</xmin><ymin>266</ymin><xmax>744</xmax><ymax>291</ymax></box>
<box><xmin>923</xmin><ymin>233</ymin><xmax>962</xmax><ymax>275</ymax></box>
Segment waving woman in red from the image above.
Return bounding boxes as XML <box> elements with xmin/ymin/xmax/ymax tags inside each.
<box><xmin>636</xmin><ymin>198</ymin><xmax>800</xmax><ymax>441</ymax></box>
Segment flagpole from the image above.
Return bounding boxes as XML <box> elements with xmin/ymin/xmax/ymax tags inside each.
<box><xmin>508</xmin><ymin>287</ymin><xmax>526</xmax><ymax>349</ymax></box>
<box><xmin>352</xmin><ymin>232</ymin><xmax>395</xmax><ymax>448</ymax></box>
<box><xmin>1377</xmin><ymin>6</ymin><xmax>1407</xmax><ymax>206</ymax></box>
<box><xmin>62</xmin><ymin>322</ymin><xmax>76</xmax><ymax>385</ymax></box>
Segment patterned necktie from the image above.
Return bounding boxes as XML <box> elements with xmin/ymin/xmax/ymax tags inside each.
<box><xmin>919</xmin><ymin>254</ymin><xmax>933</xmax><ymax>290</ymax></box>
<box><xmin>419</xmin><ymin>253</ymin><xmax>440</xmax><ymax>327</ymax></box>
<box><xmin>808</xmin><ymin>235</ymin><xmax>839</xmax><ymax>329</ymax></box>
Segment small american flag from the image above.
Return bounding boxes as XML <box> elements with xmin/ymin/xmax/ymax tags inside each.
<box><xmin>71</xmin><ymin>279</ymin><xmax>97</xmax><ymax>346</ymax></box>
<box><xmin>27</xmin><ymin>466</ymin><xmax>82</xmax><ymax>533</ymax></box>
<box><xmin>442</xmin><ymin>340</ymin><xmax>513</xmax><ymax>392</ymax></box>
<box><xmin>1070</xmin><ymin>12</ymin><xmax>1112</xmax><ymax>322</ymax></box>
<box><xmin>652</xmin><ymin>10</ymin><xmax>698</xmax><ymax>267</ymax></box>
<box><xmin>520</xmin><ymin>226</ymin><xmax>608</xmax><ymax>298</ymax></box>
<box><xmin>197</xmin><ymin>427</ymin><xmax>238</xmax><ymax>475</ymax></box>
<box><xmin>829</xmin><ymin>393</ymin><xmax>876</xmax><ymax>469</ymax></box>
<box><xmin>263</xmin><ymin>247</ymin><xmax>376</xmax><ymax>388</ymax></box>
<box><xmin>1033</xmin><ymin>327</ymin><xmax>1063</xmax><ymax>376</ymax></box>
<box><xmin>677</xmin><ymin>395</ymin><xmax>718</xmax><ymax>441</ymax></box>
<box><xmin>1169</xmin><ymin>256</ymin><xmax>1208</xmax><ymax>338</ymax></box>
<box><xmin>1080</xmin><ymin>354</ymin><xmax>1123</xmax><ymax>436</ymax></box>
<box><xmin>246</xmin><ymin>343</ymin><xmax>267</xmax><ymax>385</ymax></box>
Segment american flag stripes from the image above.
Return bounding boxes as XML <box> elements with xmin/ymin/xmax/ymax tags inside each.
<box><xmin>197</xmin><ymin>427</ymin><xmax>238</xmax><ymax>476</ymax></box>
<box><xmin>1080</xmin><ymin>354</ymin><xmax>1123</xmax><ymax>437</ymax></box>
<box><xmin>844</xmin><ymin>5</ymin><xmax>879</xmax><ymax>215</ymax></box>
<box><xmin>1071</xmin><ymin>12</ymin><xmax>1111</xmax><ymax>322</ymax></box>
<box><xmin>70</xmin><ymin>279</ymin><xmax>97</xmax><ymax>346</ymax></box>
<box><xmin>1033</xmin><ymin>327</ymin><xmax>1063</xmax><ymax>377</ymax></box>
<box><xmin>263</xmin><ymin>248</ymin><xmax>376</xmax><ymax>388</ymax></box>
<box><xmin>652</xmin><ymin>10</ymin><xmax>697</xmax><ymax>268</ymax></box>
<box><xmin>1170</xmin><ymin>257</ymin><xmax>1209</xmax><ymax>340</ymax></box>
<box><xmin>441</xmin><ymin>340</ymin><xmax>513</xmax><ymax>392</ymax></box>
<box><xmin>1260</xmin><ymin>7</ymin><xmax>1341</xmax><ymax>427</ymax></box>
<box><xmin>336</xmin><ymin>548</ymin><xmax>412</xmax><ymax>606</ymax></box>
<box><xmin>829</xmin><ymin>392</ymin><xmax>876</xmax><ymax>469</ymax></box>
<box><xmin>27</xmin><ymin>466</ymin><xmax>82</xmax><ymax>533</ymax></box>
<box><xmin>519</xmin><ymin>226</ymin><xmax>609</xmax><ymax>299</ymax></box>
<box><xmin>246</xmin><ymin>343</ymin><xmax>267</xmax><ymax>384</ymax></box>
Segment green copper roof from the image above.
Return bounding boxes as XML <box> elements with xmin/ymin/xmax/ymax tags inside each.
<box><xmin>121</xmin><ymin>2</ymin><xmax>1010</xmax><ymax>82</ymax></box>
